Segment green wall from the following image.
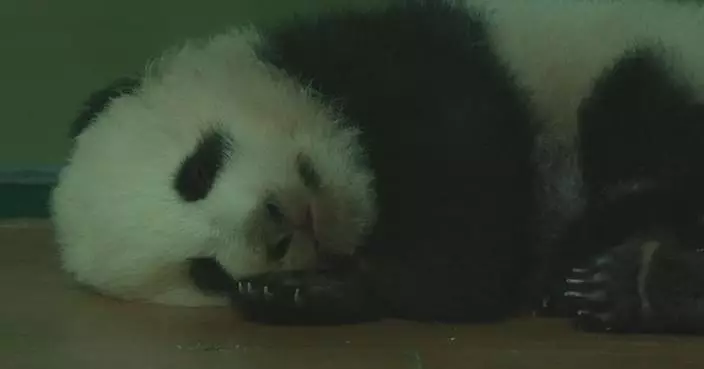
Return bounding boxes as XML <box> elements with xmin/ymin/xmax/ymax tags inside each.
<box><xmin>0</xmin><ymin>0</ymin><xmax>393</xmax><ymax>218</ymax></box>
<box><xmin>3</xmin><ymin>0</ymin><xmax>694</xmax><ymax>168</ymax></box>
<box><xmin>0</xmin><ymin>0</ymin><xmax>391</xmax><ymax>168</ymax></box>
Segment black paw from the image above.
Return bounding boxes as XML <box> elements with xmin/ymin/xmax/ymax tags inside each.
<box><xmin>230</xmin><ymin>269</ymin><xmax>379</xmax><ymax>325</ymax></box>
<box><xmin>564</xmin><ymin>239</ymin><xmax>649</xmax><ymax>333</ymax></box>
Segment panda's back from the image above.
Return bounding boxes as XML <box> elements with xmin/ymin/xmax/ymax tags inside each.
<box><xmin>475</xmin><ymin>0</ymin><xmax>704</xmax><ymax>143</ymax></box>
<box><xmin>257</xmin><ymin>0</ymin><xmax>538</xmax><ymax>320</ymax></box>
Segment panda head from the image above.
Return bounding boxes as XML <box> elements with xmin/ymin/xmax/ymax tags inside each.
<box><xmin>171</xmin><ymin>121</ymin><xmax>375</xmax><ymax>279</ymax></box>
<box><xmin>155</xmin><ymin>30</ymin><xmax>378</xmax><ymax>280</ymax></box>
<box><xmin>58</xmin><ymin>29</ymin><xmax>377</xmax><ymax>292</ymax></box>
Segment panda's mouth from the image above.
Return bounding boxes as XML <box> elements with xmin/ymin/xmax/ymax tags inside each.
<box><xmin>187</xmin><ymin>253</ymin><xmax>361</xmax><ymax>296</ymax></box>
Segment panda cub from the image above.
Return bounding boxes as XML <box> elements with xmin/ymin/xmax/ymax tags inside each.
<box><xmin>52</xmin><ymin>0</ymin><xmax>704</xmax><ymax>334</ymax></box>
<box><xmin>53</xmin><ymin>28</ymin><xmax>378</xmax><ymax>307</ymax></box>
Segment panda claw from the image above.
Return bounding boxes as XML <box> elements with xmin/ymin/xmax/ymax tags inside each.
<box><xmin>246</xmin><ymin>281</ymin><xmax>254</xmax><ymax>294</ymax></box>
<box><xmin>565</xmin><ymin>290</ymin><xmax>606</xmax><ymax>301</ymax></box>
<box><xmin>564</xmin><ymin>290</ymin><xmax>584</xmax><ymax>298</ymax></box>
<box><xmin>566</xmin><ymin>278</ymin><xmax>586</xmax><ymax>285</ymax></box>
<box><xmin>237</xmin><ymin>281</ymin><xmax>245</xmax><ymax>294</ymax></box>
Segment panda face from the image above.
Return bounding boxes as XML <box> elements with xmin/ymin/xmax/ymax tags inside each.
<box><xmin>172</xmin><ymin>122</ymin><xmax>376</xmax><ymax>280</ymax></box>
<box><xmin>149</xmin><ymin>31</ymin><xmax>379</xmax><ymax>280</ymax></box>
<box><xmin>171</xmin><ymin>132</ymin><xmax>318</xmax><ymax>278</ymax></box>
<box><xmin>52</xmin><ymin>28</ymin><xmax>378</xmax><ymax>305</ymax></box>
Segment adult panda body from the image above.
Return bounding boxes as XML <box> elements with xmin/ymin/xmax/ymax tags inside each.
<box><xmin>471</xmin><ymin>0</ymin><xmax>704</xmax><ymax>333</ymax></box>
<box><xmin>52</xmin><ymin>0</ymin><xmax>704</xmax><ymax>334</ymax></box>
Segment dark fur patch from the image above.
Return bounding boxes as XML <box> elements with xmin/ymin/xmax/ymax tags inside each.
<box><xmin>71</xmin><ymin>77</ymin><xmax>141</xmax><ymax>138</ymax></box>
<box><xmin>174</xmin><ymin>129</ymin><xmax>234</xmax><ymax>202</ymax></box>
<box><xmin>296</xmin><ymin>154</ymin><xmax>321</xmax><ymax>190</ymax></box>
<box><xmin>579</xmin><ymin>47</ymin><xmax>704</xmax><ymax>198</ymax></box>
<box><xmin>574</xmin><ymin>46</ymin><xmax>704</xmax><ymax>246</ymax></box>
<box><xmin>188</xmin><ymin>257</ymin><xmax>236</xmax><ymax>295</ymax></box>
<box><xmin>258</xmin><ymin>0</ymin><xmax>537</xmax><ymax>322</ymax></box>
<box><xmin>541</xmin><ymin>46</ymin><xmax>704</xmax><ymax>326</ymax></box>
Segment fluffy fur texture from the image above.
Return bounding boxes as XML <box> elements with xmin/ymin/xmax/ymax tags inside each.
<box><xmin>474</xmin><ymin>0</ymin><xmax>704</xmax><ymax>235</ymax></box>
<box><xmin>54</xmin><ymin>0</ymin><xmax>704</xmax><ymax>334</ymax></box>
<box><xmin>53</xmin><ymin>29</ymin><xmax>376</xmax><ymax>306</ymax></box>
<box><xmin>469</xmin><ymin>0</ymin><xmax>704</xmax><ymax>333</ymax></box>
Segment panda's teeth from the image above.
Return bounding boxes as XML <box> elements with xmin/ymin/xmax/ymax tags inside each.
<box><xmin>566</xmin><ymin>278</ymin><xmax>585</xmax><ymax>284</ymax></box>
<box><xmin>294</xmin><ymin>288</ymin><xmax>302</xmax><ymax>305</ymax></box>
<box><xmin>572</xmin><ymin>268</ymin><xmax>589</xmax><ymax>274</ymax></box>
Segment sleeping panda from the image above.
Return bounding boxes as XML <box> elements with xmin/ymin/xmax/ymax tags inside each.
<box><xmin>52</xmin><ymin>0</ymin><xmax>704</xmax><ymax>334</ymax></box>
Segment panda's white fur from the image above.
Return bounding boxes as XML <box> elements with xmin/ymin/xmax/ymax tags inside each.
<box><xmin>478</xmin><ymin>0</ymin><xmax>704</xmax><ymax>141</ymax></box>
<box><xmin>472</xmin><ymin>0</ymin><xmax>704</xmax><ymax>228</ymax></box>
<box><xmin>52</xmin><ymin>28</ymin><xmax>376</xmax><ymax>306</ymax></box>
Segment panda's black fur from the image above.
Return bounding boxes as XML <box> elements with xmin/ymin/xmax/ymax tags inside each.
<box><xmin>257</xmin><ymin>0</ymin><xmax>538</xmax><ymax>323</ymax></box>
<box><xmin>228</xmin><ymin>0</ymin><xmax>704</xmax><ymax>333</ymax></box>
<box><xmin>64</xmin><ymin>0</ymin><xmax>704</xmax><ymax>334</ymax></box>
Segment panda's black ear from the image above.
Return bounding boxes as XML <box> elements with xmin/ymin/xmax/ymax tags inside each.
<box><xmin>174</xmin><ymin>129</ymin><xmax>235</xmax><ymax>202</ymax></box>
<box><xmin>71</xmin><ymin>76</ymin><xmax>142</xmax><ymax>138</ymax></box>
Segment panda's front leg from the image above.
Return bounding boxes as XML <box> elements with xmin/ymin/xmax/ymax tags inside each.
<box><xmin>565</xmin><ymin>231</ymin><xmax>704</xmax><ymax>334</ymax></box>
<box><xmin>229</xmin><ymin>267</ymin><xmax>381</xmax><ymax>325</ymax></box>
<box><xmin>189</xmin><ymin>256</ymin><xmax>380</xmax><ymax>325</ymax></box>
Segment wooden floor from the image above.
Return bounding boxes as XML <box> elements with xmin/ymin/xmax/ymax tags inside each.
<box><xmin>3</xmin><ymin>220</ymin><xmax>704</xmax><ymax>369</ymax></box>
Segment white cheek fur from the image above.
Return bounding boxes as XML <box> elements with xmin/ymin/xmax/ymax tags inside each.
<box><xmin>52</xmin><ymin>27</ymin><xmax>375</xmax><ymax>307</ymax></box>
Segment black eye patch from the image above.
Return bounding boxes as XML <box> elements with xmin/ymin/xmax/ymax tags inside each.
<box><xmin>296</xmin><ymin>154</ymin><xmax>321</xmax><ymax>191</ymax></box>
<box><xmin>266</xmin><ymin>201</ymin><xmax>285</xmax><ymax>223</ymax></box>
<box><xmin>174</xmin><ymin>129</ymin><xmax>234</xmax><ymax>202</ymax></box>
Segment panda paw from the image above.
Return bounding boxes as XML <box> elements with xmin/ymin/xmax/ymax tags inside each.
<box><xmin>230</xmin><ymin>269</ymin><xmax>378</xmax><ymax>325</ymax></box>
<box><xmin>564</xmin><ymin>239</ymin><xmax>653</xmax><ymax>333</ymax></box>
